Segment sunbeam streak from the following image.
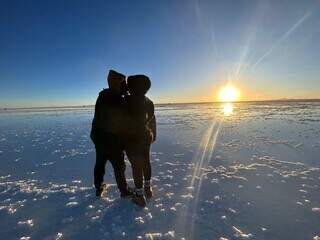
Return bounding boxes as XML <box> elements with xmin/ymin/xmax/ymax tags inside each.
<box><xmin>190</xmin><ymin>120</ymin><xmax>217</xmax><ymax>188</ymax></box>
<box><xmin>189</xmin><ymin>121</ymin><xmax>221</xmax><ymax>239</ymax></box>
<box><xmin>250</xmin><ymin>11</ymin><xmax>312</xmax><ymax>70</ymax></box>
<box><xmin>234</xmin><ymin>33</ymin><xmax>254</xmax><ymax>82</ymax></box>
<box><xmin>176</xmin><ymin>118</ymin><xmax>221</xmax><ymax>239</ymax></box>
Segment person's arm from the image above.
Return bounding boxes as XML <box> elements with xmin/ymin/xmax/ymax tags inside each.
<box><xmin>149</xmin><ymin>115</ymin><xmax>157</xmax><ymax>142</ymax></box>
<box><xmin>93</xmin><ymin>94</ymin><xmax>102</xmax><ymax>123</ymax></box>
<box><xmin>90</xmin><ymin>93</ymin><xmax>102</xmax><ymax>142</ymax></box>
<box><xmin>147</xmin><ymin>100</ymin><xmax>157</xmax><ymax>142</ymax></box>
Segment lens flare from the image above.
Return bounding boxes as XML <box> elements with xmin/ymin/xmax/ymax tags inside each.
<box><xmin>219</xmin><ymin>85</ymin><xmax>239</xmax><ymax>102</ymax></box>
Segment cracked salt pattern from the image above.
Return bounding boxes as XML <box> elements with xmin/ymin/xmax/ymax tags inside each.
<box><xmin>0</xmin><ymin>102</ymin><xmax>319</xmax><ymax>239</ymax></box>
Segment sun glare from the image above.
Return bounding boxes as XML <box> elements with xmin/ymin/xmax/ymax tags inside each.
<box><xmin>219</xmin><ymin>85</ymin><xmax>239</xmax><ymax>102</ymax></box>
<box><xmin>222</xmin><ymin>103</ymin><xmax>234</xmax><ymax>116</ymax></box>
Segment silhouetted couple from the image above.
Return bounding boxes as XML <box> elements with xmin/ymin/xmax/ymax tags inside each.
<box><xmin>90</xmin><ymin>70</ymin><xmax>156</xmax><ymax>207</ymax></box>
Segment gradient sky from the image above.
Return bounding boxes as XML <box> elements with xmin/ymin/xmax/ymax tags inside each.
<box><xmin>1</xmin><ymin>0</ymin><xmax>320</xmax><ymax>107</ymax></box>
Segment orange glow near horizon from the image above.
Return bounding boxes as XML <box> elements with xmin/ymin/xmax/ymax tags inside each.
<box><xmin>218</xmin><ymin>85</ymin><xmax>240</xmax><ymax>102</ymax></box>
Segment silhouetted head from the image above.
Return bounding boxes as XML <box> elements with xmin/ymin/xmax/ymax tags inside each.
<box><xmin>127</xmin><ymin>75</ymin><xmax>151</xmax><ymax>96</ymax></box>
<box><xmin>107</xmin><ymin>70</ymin><xmax>126</xmax><ymax>94</ymax></box>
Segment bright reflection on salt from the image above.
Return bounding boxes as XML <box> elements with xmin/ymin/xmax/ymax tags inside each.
<box><xmin>221</xmin><ymin>103</ymin><xmax>234</xmax><ymax>116</ymax></box>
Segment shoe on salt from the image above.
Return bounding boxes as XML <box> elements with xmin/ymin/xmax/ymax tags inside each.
<box><xmin>144</xmin><ymin>186</ymin><xmax>153</xmax><ymax>199</ymax></box>
<box><xmin>120</xmin><ymin>186</ymin><xmax>134</xmax><ymax>198</ymax></box>
<box><xmin>132</xmin><ymin>188</ymin><xmax>146</xmax><ymax>207</ymax></box>
<box><xmin>96</xmin><ymin>183</ymin><xmax>107</xmax><ymax>197</ymax></box>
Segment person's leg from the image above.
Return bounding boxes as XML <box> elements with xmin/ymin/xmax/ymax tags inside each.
<box><xmin>126</xmin><ymin>149</ymin><xmax>144</xmax><ymax>189</ymax></box>
<box><xmin>142</xmin><ymin>145</ymin><xmax>152</xmax><ymax>184</ymax></box>
<box><xmin>142</xmin><ymin>141</ymin><xmax>152</xmax><ymax>183</ymax></box>
<box><xmin>94</xmin><ymin>145</ymin><xmax>107</xmax><ymax>190</ymax></box>
<box><xmin>126</xmin><ymin>142</ymin><xmax>147</xmax><ymax>206</ymax></box>
<box><xmin>143</xmin><ymin>147</ymin><xmax>153</xmax><ymax>198</ymax></box>
<box><xmin>141</xmin><ymin>133</ymin><xmax>153</xmax><ymax>198</ymax></box>
<box><xmin>109</xmin><ymin>150</ymin><xmax>129</xmax><ymax>194</ymax></box>
<box><xmin>142</xmin><ymin>133</ymin><xmax>152</xmax><ymax>185</ymax></box>
<box><xmin>127</xmin><ymin>151</ymin><xmax>146</xmax><ymax>206</ymax></box>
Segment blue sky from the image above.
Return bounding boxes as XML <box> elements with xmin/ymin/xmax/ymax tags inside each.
<box><xmin>1</xmin><ymin>0</ymin><xmax>320</xmax><ymax>107</ymax></box>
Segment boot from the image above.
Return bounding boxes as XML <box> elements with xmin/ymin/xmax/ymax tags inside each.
<box><xmin>132</xmin><ymin>188</ymin><xmax>146</xmax><ymax>207</ymax></box>
<box><xmin>96</xmin><ymin>183</ymin><xmax>107</xmax><ymax>197</ymax></box>
<box><xmin>120</xmin><ymin>186</ymin><xmax>134</xmax><ymax>198</ymax></box>
<box><xmin>144</xmin><ymin>186</ymin><xmax>153</xmax><ymax>199</ymax></box>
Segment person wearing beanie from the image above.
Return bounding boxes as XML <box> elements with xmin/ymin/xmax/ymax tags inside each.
<box><xmin>90</xmin><ymin>69</ymin><xmax>133</xmax><ymax>198</ymax></box>
<box><xmin>124</xmin><ymin>74</ymin><xmax>157</xmax><ymax>207</ymax></box>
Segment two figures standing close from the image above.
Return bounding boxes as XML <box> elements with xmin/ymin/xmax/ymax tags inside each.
<box><xmin>90</xmin><ymin>70</ymin><xmax>156</xmax><ymax>207</ymax></box>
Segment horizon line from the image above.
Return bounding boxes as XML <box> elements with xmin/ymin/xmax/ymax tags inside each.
<box><xmin>1</xmin><ymin>98</ymin><xmax>320</xmax><ymax>110</ymax></box>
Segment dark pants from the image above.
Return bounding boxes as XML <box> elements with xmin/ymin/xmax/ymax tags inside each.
<box><xmin>92</xmin><ymin>131</ymin><xmax>127</xmax><ymax>193</ymax></box>
<box><xmin>125</xmin><ymin>132</ymin><xmax>152</xmax><ymax>189</ymax></box>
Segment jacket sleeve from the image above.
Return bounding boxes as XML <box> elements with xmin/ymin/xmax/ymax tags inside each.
<box><xmin>147</xmin><ymin>100</ymin><xmax>157</xmax><ymax>142</ymax></box>
<box><xmin>150</xmin><ymin>115</ymin><xmax>157</xmax><ymax>142</ymax></box>
<box><xmin>93</xmin><ymin>95</ymin><xmax>102</xmax><ymax>122</ymax></box>
<box><xmin>90</xmin><ymin>94</ymin><xmax>102</xmax><ymax>142</ymax></box>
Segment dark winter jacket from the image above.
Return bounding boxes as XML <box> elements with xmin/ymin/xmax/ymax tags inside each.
<box><xmin>90</xmin><ymin>89</ymin><xmax>125</xmax><ymax>144</ymax></box>
<box><xmin>125</xmin><ymin>95</ymin><xmax>157</xmax><ymax>142</ymax></box>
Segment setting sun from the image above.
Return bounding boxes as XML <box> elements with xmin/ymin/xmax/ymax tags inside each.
<box><xmin>219</xmin><ymin>85</ymin><xmax>240</xmax><ymax>102</ymax></box>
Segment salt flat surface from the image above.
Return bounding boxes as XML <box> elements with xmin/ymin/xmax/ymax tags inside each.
<box><xmin>0</xmin><ymin>102</ymin><xmax>319</xmax><ymax>240</ymax></box>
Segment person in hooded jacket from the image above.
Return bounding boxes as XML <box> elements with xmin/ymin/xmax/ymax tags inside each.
<box><xmin>90</xmin><ymin>70</ymin><xmax>133</xmax><ymax>197</ymax></box>
<box><xmin>123</xmin><ymin>74</ymin><xmax>156</xmax><ymax>207</ymax></box>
